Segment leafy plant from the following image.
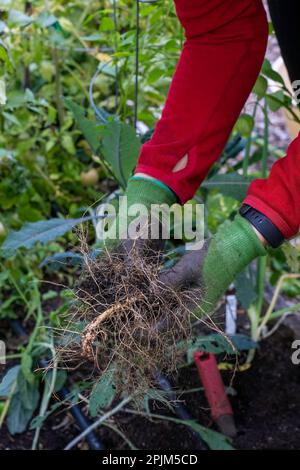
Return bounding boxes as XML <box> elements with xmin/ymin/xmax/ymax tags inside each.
<box><xmin>0</xmin><ymin>0</ymin><xmax>299</xmax><ymax>450</ymax></box>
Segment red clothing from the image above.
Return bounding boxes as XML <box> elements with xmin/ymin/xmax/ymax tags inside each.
<box><xmin>135</xmin><ymin>0</ymin><xmax>300</xmax><ymax>239</ymax></box>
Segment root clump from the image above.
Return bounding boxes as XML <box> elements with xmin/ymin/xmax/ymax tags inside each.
<box><xmin>60</xmin><ymin>244</ymin><xmax>195</xmax><ymax>397</ymax></box>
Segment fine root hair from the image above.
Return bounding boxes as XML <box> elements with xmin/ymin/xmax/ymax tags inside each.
<box><xmin>58</xmin><ymin>242</ymin><xmax>200</xmax><ymax>397</ymax></box>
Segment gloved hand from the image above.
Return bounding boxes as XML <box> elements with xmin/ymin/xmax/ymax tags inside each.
<box><xmin>160</xmin><ymin>214</ymin><xmax>267</xmax><ymax>317</ymax></box>
<box><xmin>101</xmin><ymin>175</ymin><xmax>177</xmax><ymax>256</ymax></box>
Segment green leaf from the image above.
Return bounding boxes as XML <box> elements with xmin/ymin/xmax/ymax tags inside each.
<box><xmin>0</xmin><ymin>365</ymin><xmax>20</xmax><ymax>397</ymax></box>
<box><xmin>45</xmin><ymin>370</ymin><xmax>67</xmax><ymax>393</ymax></box>
<box><xmin>36</xmin><ymin>12</ymin><xmax>58</xmax><ymax>28</ymax></box>
<box><xmin>21</xmin><ymin>352</ymin><xmax>34</xmax><ymax>384</ymax></box>
<box><xmin>253</xmin><ymin>75</ymin><xmax>268</xmax><ymax>99</ymax></box>
<box><xmin>61</xmin><ymin>134</ymin><xmax>76</xmax><ymax>155</ymax></box>
<box><xmin>100</xmin><ymin>17</ymin><xmax>115</xmax><ymax>32</ymax></box>
<box><xmin>5</xmin><ymin>89</ymin><xmax>34</xmax><ymax>110</ymax></box>
<box><xmin>7</xmin><ymin>395</ymin><xmax>35</xmax><ymax>434</ymax></box>
<box><xmin>8</xmin><ymin>9</ymin><xmax>33</xmax><ymax>26</ymax></box>
<box><xmin>18</xmin><ymin>205</ymin><xmax>43</xmax><ymax>223</ymax></box>
<box><xmin>89</xmin><ymin>368</ymin><xmax>116</xmax><ymax>417</ymax></box>
<box><xmin>94</xmin><ymin>106</ymin><xmax>113</xmax><ymax>124</ymax></box>
<box><xmin>186</xmin><ymin>334</ymin><xmax>234</xmax><ymax>363</ymax></box>
<box><xmin>81</xmin><ymin>33</ymin><xmax>102</xmax><ymax>42</ymax></box>
<box><xmin>262</xmin><ymin>59</ymin><xmax>285</xmax><ymax>85</ymax></box>
<box><xmin>0</xmin><ymin>21</ymin><xmax>6</xmax><ymax>34</ymax></box>
<box><xmin>236</xmin><ymin>268</ymin><xmax>257</xmax><ymax>309</ymax></box>
<box><xmin>235</xmin><ymin>114</ymin><xmax>254</xmax><ymax>137</ymax></box>
<box><xmin>30</xmin><ymin>401</ymin><xmax>62</xmax><ymax>430</ymax></box>
<box><xmin>186</xmin><ymin>333</ymin><xmax>256</xmax><ymax>364</ymax></box>
<box><xmin>2</xmin><ymin>111</ymin><xmax>21</xmax><ymax>126</ymax></box>
<box><xmin>184</xmin><ymin>420</ymin><xmax>234</xmax><ymax>450</ymax></box>
<box><xmin>158</xmin><ymin>412</ymin><xmax>234</xmax><ymax>449</ymax></box>
<box><xmin>101</xmin><ymin>121</ymin><xmax>141</xmax><ymax>188</ymax></box>
<box><xmin>266</xmin><ymin>90</ymin><xmax>291</xmax><ymax>112</ymax></box>
<box><xmin>148</xmin><ymin>67</ymin><xmax>164</xmax><ymax>84</ymax></box>
<box><xmin>7</xmin><ymin>371</ymin><xmax>39</xmax><ymax>435</ymax></box>
<box><xmin>1</xmin><ymin>216</ymin><xmax>95</xmax><ymax>257</ymax></box>
<box><xmin>40</xmin><ymin>251</ymin><xmax>84</xmax><ymax>269</ymax></box>
<box><xmin>231</xmin><ymin>334</ymin><xmax>257</xmax><ymax>351</ymax></box>
<box><xmin>282</xmin><ymin>242</ymin><xmax>300</xmax><ymax>273</ymax></box>
<box><xmin>64</xmin><ymin>98</ymin><xmax>101</xmax><ymax>153</ymax></box>
<box><xmin>202</xmin><ymin>173</ymin><xmax>253</xmax><ymax>201</ymax></box>
<box><xmin>0</xmin><ymin>39</ymin><xmax>13</xmax><ymax>72</ymax></box>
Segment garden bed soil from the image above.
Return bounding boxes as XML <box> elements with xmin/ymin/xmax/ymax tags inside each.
<box><xmin>1</xmin><ymin>325</ymin><xmax>299</xmax><ymax>450</ymax></box>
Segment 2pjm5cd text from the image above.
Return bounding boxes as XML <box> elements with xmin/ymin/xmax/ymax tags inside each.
<box><xmin>101</xmin><ymin>454</ymin><xmax>198</xmax><ymax>467</ymax></box>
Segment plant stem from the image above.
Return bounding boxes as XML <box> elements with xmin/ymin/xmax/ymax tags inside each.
<box><xmin>65</xmin><ymin>63</ymin><xmax>90</xmax><ymax>101</ymax></box>
<box><xmin>269</xmin><ymin>302</ymin><xmax>300</xmax><ymax>321</ymax></box>
<box><xmin>255</xmin><ymin>256</ymin><xmax>267</xmax><ymax>326</ymax></box>
<box><xmin>261</xmin><ymin>99</ymin><xmax>269</xmax><ymax>179</ymax></box>
<box><xmin>0</xmin><ymin>382</ymin><xmax>17</xmax><ymax>428</ymax></box>
<box><xmin>64</xmin><ymin>395</ymin><xmax>132</xmax><ymax>450</ymax></box>
<box><xmin>256</xmin><ymin>274</ymin><xmax>300</xmax><ymax>340</ymax></box>
<box><xmin>103</xmin><ymin>422</ymin><xmax>137</xmax><ymax>450</ymax></box>
<box><xmin>32</xmin><ymin>341</ymin><xmax>57</xmax><ymax>450</ymax></box>
<box><xmin>0</xmin><ymin>261</ymin><xmax>31</xmax><ymax>310</ymax></box>
<box><xmin>26</xmin><ymin>286</ymin><xmax>43</xmax><ymax>352</ymax></box>
<box><xmin>254</xmin><ymin>99</ymin><xmax>269</xmax><ymax>324</ymax></box>
<box><xmin>52</xmin><ymin>47</ymin><xmax>64</xmax><ymax>128</ymax></box>
<box><xmin>247</xmin><ymin>98</ymin><xmax>269</xmax><ymax>359</ymax></box>
<box><xmin>243</xmin><ymin>101</ymin><xmax>258</xmax><ymax>176</ymax></box>
<box><xmin>0</xmin><ymin>353</ymin><xmax>22</xmax><ymax>362</ymax></box>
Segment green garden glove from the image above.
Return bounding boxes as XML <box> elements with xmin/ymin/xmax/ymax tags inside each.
<box><xmin>160</xmin><ymin>214</ymin><xmax>267</xmax><ymax>316</ymax></box>
<box><xmin>101</xmin><ymin>176</ymin><xmax>177</xmax><ymax>253</ymax></box>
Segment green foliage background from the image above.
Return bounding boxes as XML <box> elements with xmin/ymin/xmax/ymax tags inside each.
<box><xmin>0</xmin><ymin>0</ymin><xmax>299</xmax><ymax>448</ymax></box>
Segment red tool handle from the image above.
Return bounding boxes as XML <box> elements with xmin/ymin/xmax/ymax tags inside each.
<box><xmin>194</xmin><ymin>351</ymin><xmax>233</xmax><ymax>421</ymax></box>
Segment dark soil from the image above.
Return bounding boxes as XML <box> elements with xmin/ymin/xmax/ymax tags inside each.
<box><xmin>1</xmin><ymin>325</ymin><xmax>299</xmax><ymax>450</ymax></box>
<box><xmin>107</xmin><ymin>326</ymin><xmax>300</xmax><ymax>450</ymax></box>
<box><xmin>233</xmin><ymin>327</ymin><xmax>300</xmax><ymax>449</ymax></box>
<box><xmin>0</xmin><ymin>416</ymin><xmax>81</xmax><ymax>450</ymax></box>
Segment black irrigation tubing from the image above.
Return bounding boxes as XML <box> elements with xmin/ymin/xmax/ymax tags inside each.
<box><xmin>155</xmin><ymin>373</ymin><xmax>208</xmax><ymax>450</ymax></box>
<box><xmin>9</xmin><ymin>320</ymin><xmax>105</xmax><ymax>451</ymax></box>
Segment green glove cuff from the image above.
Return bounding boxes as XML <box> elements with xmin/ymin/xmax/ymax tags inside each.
<box><xmin>128</xmin><ymin>176</ymin><xmax>177</xmax><ymax>207</ymax></box>
<box><xmin>103</xmin><ymin>177</ymin><xmax>177</xmax><ymax>246</ymax></box>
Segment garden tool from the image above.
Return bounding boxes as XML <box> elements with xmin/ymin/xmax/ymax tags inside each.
<box><xmin>194</xmin><ymin>351</ymin><xmax>237</xmax><ymax>438</ymax></box>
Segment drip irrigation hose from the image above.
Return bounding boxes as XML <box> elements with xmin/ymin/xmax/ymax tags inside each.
<box><xmin>59</xmin><ymin>387</ymin><xmax>104</xmax><ymax>450</ymax></box>
<box><xmin>155</xmin><ymin>373</ymin><xmax>208</xmax><ymax>450</ymax></box>
<box><xmin>9</xmin><ymin>320</ymin><xmax>105</xmax><ymax>451</ymax></box>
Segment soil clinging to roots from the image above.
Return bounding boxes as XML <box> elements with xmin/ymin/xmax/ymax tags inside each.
<box><xmin>60</xmin><ymin>244</ymin><xmax>198</xmax><ymax>397</ymax></box>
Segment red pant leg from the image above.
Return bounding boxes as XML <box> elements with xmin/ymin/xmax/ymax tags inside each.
<box><xmin>244</xmin><ymin>135</ymin><xmax>300</xmax><ymax>239</ymax></box>
<box><xmin>135</xmin><ymin>0</ymin><xmax>268</xmax><ymax>203</ymax></box>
